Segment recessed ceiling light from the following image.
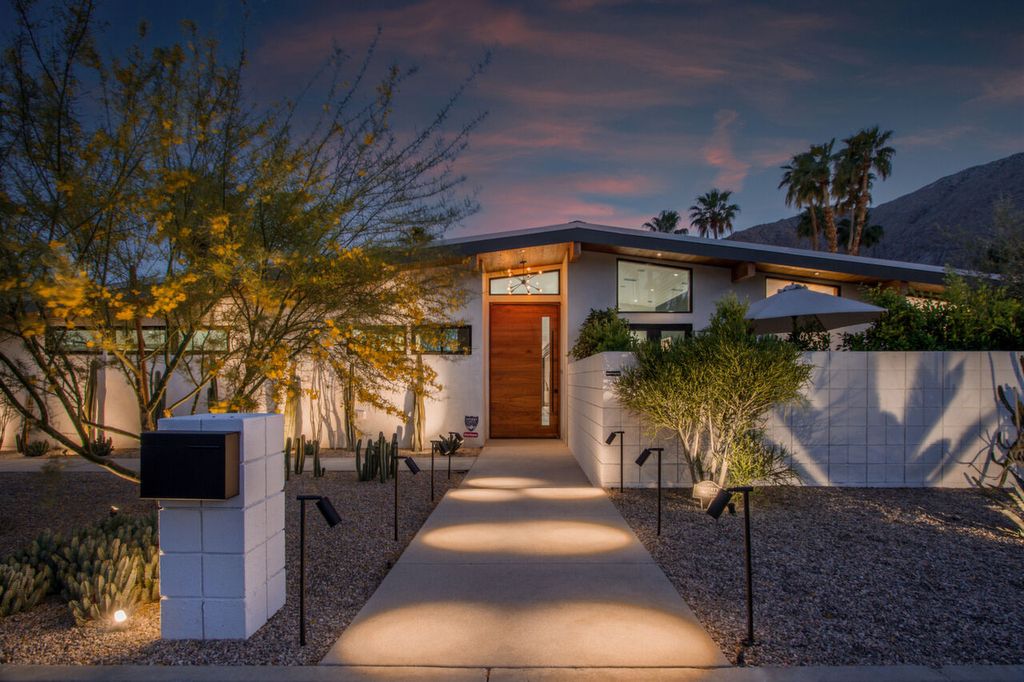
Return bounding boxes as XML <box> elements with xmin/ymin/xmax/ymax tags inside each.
<box><xmin>813</xmin><ymin>271</ymin><xmax>820</xmax><ymax>276</ymax></box>
<box><xmin>656</xmin><ymin>252</ymin><xmax>662</xmax><ymax>257</ymax></box>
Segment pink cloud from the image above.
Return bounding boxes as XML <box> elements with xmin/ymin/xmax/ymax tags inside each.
<box><xmin>898</xmin><ymin>125</ymin><xmax>976</xmax><ymax>148</ymax></box>
<box><xmin>571</xmin><ymin>174</ymin><xmax>661</xmax><ymax>196</ymax></box>
<box><xmin>702</xmin><ymin>109</ymin><xmax>750</xmax><ymax>191</ymax></box>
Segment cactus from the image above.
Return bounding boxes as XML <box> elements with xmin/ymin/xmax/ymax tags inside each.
<box><xmin>284</xmin><ymin>438</ymin><xmax>292</xmax><ymax>481</ymax></box>
<box><xmin>981</xmin><ymin>354</ymin><xmax>1024</xmax><ymax>536</ymax></box>
<box><xmin>1</xmin><ymin>513</ymin><xmax>159</xmax><ymax>623</ymax></box>
<box><xmin>311</xmin><ymin>439</ymin><xmax>325</xmax><ymax>478</ymax></box>
<box><xmin>0</xmin><ymin>563</ymin><xmax>52</xmax><ymax>617</ymax></box>
<box><xmin>23</xmin><ymin>440</ymin><xmax>50</xmax><ymax>458</ymax></box>
<box><xmin>438</xmin><ymin>432</ymin><xmax>464</xmax><ymax>457</ymax></box>
<box><xmin>87</xmin><ymin>437</ymin><xmax>113</xmax><ymax>458</ymax></box>
<box><xmin>56</xmin><ymin>513</ymin><xmax>160</xmax><ymax>624</ymax></box>
<box><xmin>294</xmin><ymin>434</ymin><xmax>307</xmax><ymax>475</ymax></box>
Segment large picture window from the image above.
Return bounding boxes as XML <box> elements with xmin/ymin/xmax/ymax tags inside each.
<box><xmin>412</xmin><ymin>325</ymin><xmax>472</xmax><ymax>355</ymax></box>
<box><xmin>617</xmin><ymin>260</ymin><xmax>691</xmax><ymax>312</ymax></box>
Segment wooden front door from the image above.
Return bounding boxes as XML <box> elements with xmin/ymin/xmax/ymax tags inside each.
<box><xmin>489</xmin><ymin>303</ymin><xmax>560</xmax><ymax>438</ymax></box>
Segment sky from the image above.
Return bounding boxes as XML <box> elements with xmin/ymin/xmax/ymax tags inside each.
<box><xmin>6</xmin><ymin>0</ymin><xmax>1022</xmax><ymax>236</ymax></box>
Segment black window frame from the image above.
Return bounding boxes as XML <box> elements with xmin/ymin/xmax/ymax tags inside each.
<box><xmin>627</xmin><ymin>323</ymin><xmax>694</xmax><ymax>344</ymax></box>
<box><xmin>616</xmin><ymin>259</ymin><xmax>693</xmax><ymax>313</ymax></box>
<box><xmin>412</xmin><ymin>325</ymin><xmax>472</xmax><ymax>355</ymax></box>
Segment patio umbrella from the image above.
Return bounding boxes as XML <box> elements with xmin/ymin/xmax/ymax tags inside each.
<box><xmin>745</xmin><ymin>283</ymin><xmax>886</xmax><ymax>334</ymax></box>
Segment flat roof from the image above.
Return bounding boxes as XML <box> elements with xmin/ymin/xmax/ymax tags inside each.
<box><xmin>442</xmin><ymin>220</ymin><xmax>949</xmax><ymax>289</ymax></box>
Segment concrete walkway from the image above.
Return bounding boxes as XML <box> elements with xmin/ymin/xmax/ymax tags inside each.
<box><xmin>321</xmin><ymin>439</ymin><xmax>728</xmax><ymax>670</ymax></box>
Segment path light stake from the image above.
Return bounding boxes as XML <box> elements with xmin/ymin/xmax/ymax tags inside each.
<box><xmin>707</xmin><ymin>485</ymin><xmax>755</xmax><ymax>646</ymax></box>
<box><xmin>634</xmin><ymin>447</ymin><xmax>664</xmax><ymax>535</ymax></box>
<box><xmin>296</xmin><ymin>494</ymin><xmax>340</xmax><ymax>646</ymax></box>
<box><xmin>605</xmin><ymin>431</ymin><xmax>625</xmax><ymax>492</ymax></box>
<box><xmin>430</xmin><ymin>439</ymin><xmax>440</xmax><ymax>501</ymax></box>
<box><xmin>448</xmin><ymin>431</ymin><xmax>460</xmax><ymax>480</ymax></box>
<box><xmin>394</xmin><ymin>453</ymin><xmax>421</xmax><ymax>541</ymax></box>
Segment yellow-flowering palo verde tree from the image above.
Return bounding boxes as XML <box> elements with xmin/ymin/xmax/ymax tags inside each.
<box><xmin>0</xmin><ymin>1</ymin><xmax>482</xmax><ymax>480</ymax></box>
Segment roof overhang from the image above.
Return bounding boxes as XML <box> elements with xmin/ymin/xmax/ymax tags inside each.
<box><xmin>441</xmin><ymin>221</ymin><xmax>950</xmax><ymax>292</ymax></box>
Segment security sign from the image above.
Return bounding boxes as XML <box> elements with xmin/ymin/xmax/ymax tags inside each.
<box><xmin>465</xmin><ymin>415</ymin><xmax>479</xmax><ymax>431</ymax></box>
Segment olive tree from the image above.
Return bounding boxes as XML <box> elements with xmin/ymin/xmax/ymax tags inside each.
<box><xmin>615</xmin><ymin>295</ymin><xmax>811</xmax><ymax>486</ymax></box>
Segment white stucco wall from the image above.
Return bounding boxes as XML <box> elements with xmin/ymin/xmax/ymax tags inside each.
<box><xmin>568</xmin><ymin>350</ymin><xmax>1021</xmax><ymax>489</ymax></box>
<box><xmin>0</xmin><ymin>273</ymin><xmax>485</xmax><ymax>453</ymax></box>
<box><xmin>565</xmin><ymin>251</ymin><xmax>865</xmax><ymax>351</ymax></box>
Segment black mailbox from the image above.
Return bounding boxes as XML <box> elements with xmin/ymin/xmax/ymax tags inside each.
<box><xmin>140</xmin><ymin>431</ymin><xmax>240</xmax><ymax>500</ymax></box>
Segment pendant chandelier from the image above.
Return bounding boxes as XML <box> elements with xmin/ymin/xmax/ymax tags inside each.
<box><xmin>506</xmin><ymin>259</ymin><xmax>540</xmax><ymax>295</ymax></box>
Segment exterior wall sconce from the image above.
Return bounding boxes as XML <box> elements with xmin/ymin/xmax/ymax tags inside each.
<box><xmin>707</xmin><ymin>485</ymin><xmax>755</xmax><ymax>646</ymax></box>
<box><xmin>635</xmin><ymin>447</ymin><xmax>664</xmax><ymax>535</ymax></box>
<box><xmin>297</xmin><ymin>494</ymin><xmax>340</xmax><ymax>645</ymax></box>
<box><xmin>605</xmin><ymin>431</ymin><xmax>625</xmax><ymax>491</ymax></box>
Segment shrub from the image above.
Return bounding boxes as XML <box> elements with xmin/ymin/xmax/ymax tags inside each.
<box><xmin>728</xmin><ymin>430</ymin><xmax>800</xmax><ymax>487</ymax></box>
<box><xmin>570</xmin><ymin>308</ymin><xmax>635</xmax><ymax>360</ymax></box>
<box><xmin>841</xmin><ymin>272</ymin><xmax>1024</xmax><ymax>351</ymax></box>
<box><xmin>615</xmin><ymin>294</ymin><xmax>810</xmax><ymax>486</ymax></box>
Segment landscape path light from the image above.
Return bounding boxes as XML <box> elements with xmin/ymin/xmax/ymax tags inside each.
<box><xmin>707</xmin><ymin>485</ymin><xmax>755</xmax><ymax>646</ymax></box>
<box><xmin>297</xmin><ymin>494</ymin><xmax>341</xmax><ymax>645</ymax></box>
<box><xmin>429</xmin><ymin>439</ymin><xmax>441</xmax><ymax>501</ymax></box>
<box><xmin>635</xmin><ymin>447</ymin><xmax>664</xmax><ymax>535</ymax></box>
<box><xmin>605</xmin><ymin>431</ymin><xmax>625</xmax><ymax>492</ymax></box>
<box><xmin>394</xmin><ymin>452</ymin><xmax>421</xmax><ymax>541</ymax></box>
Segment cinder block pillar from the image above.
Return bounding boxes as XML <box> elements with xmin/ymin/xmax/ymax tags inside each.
<box><xmin>156</xmin><ymin>413</ymin><xmax>286</xmax><ymax>639</ymax></box>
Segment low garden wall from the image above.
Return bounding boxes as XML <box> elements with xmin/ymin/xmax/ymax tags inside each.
<box><xmin>567</xmin><ymin>350</ymin><xmax>1022</xmax><ymax>488</ymax></box>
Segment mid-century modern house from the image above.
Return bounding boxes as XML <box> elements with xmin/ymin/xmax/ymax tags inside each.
<box><xmin>384</xmin><ymin>220</ymin><xmax>1014</xmax><ymax>490</ymax></box>
<box><xmin>8</xmin><ymin>220</ymin><xmax>1017</xmax><ymax>489</ymax></box>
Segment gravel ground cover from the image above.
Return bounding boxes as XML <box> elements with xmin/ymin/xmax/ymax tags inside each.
<box><xmin>610</xmin><ymin>486</ymin><xmax>1024</xmax><ymax>667</ymax></box>
<box><xmin>0</xmin><ymin>468</ymin><xmax>465</xmax><ymax>664</ymax></box>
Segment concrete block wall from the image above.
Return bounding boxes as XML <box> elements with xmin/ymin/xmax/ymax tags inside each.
<box><xmin>567</xmin><ymin>352</ymin><xmax>688</xmax><ymax>488</ymax></box>
<box><xmin>568</xmin><ymin>350</ymin><xmax>1021</xmax><ymax>489</ymax></box>
<box><xmin>774</xmin><ymin>351</ymin><xmax>1018</xmax><ymax>487</ymax></box>
<box><xmin>156</xmin><ymin>413</ymin><xmax>286</xmax><ymax>639</ymax></box>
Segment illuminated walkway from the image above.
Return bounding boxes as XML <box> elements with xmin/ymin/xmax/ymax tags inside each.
<box><xmin>321</xmin><ymin>439</ymin><xmax>728</xmax><ymax>670</ymax></box>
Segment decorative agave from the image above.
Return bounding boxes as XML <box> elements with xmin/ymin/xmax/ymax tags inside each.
<box><xmin>988</xmin><ymin>354</ymin><xmax>1024</xmax><ymax>535</ymax></box>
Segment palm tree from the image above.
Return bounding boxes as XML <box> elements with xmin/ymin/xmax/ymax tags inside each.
<box><xmin>806</xmin><ymin>140</ymin><xmax>840</xmax><ymax>253</ymax></box>
<box><xmin>779</xmin><ymin>151</ymin><xmax>822</xmax><ymax>250</ymax></box>
<box><xmin>688</xmin><ymin>189</ymin><xmax>740</xmax><ymax>239</ymax></box>
<box><xmin>837</xmin><ymin>211</ymin><xmax>884</xmax><ymax>250</ymax></box>
<box><xmin>643</xmin><ymin>210</ymin><xmax>686</xmax><ymax>234</ymax></box>
<box><xmin>835</xmin><ymin>126</ymin><xmax>894</xmax><ymax>255</ymax></box>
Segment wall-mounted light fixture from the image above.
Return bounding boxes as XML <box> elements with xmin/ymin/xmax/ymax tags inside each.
<box><xmin>296</xmin><ymin>494</ymin><xmax>340</xmax><ymax>645</ymax></box>
<box><xmin>706</xmin><ymin>485</ymin><xmax>755</xmax><ymax>646</ymax></box>
<box><xmin>635</xmin><ymin>447</ymin><xmax>664</xmax><ymax>535</ymax></box>
<box><xmin>605</xmin><ymin>431</ymin><xmax>625</xmax><ymax>492</ymax></box>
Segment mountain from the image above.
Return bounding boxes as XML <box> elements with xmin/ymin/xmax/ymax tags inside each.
<box><xmin>728</xmin><ymin>152</ymin><xmax>1024</xmax><ymax>266</ymax></box>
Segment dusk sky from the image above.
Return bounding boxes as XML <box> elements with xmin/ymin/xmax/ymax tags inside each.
<box><xmin>7</xmin><ymin>0</ymin><xmax>1022</xmax><ymax>236</ymax></box>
